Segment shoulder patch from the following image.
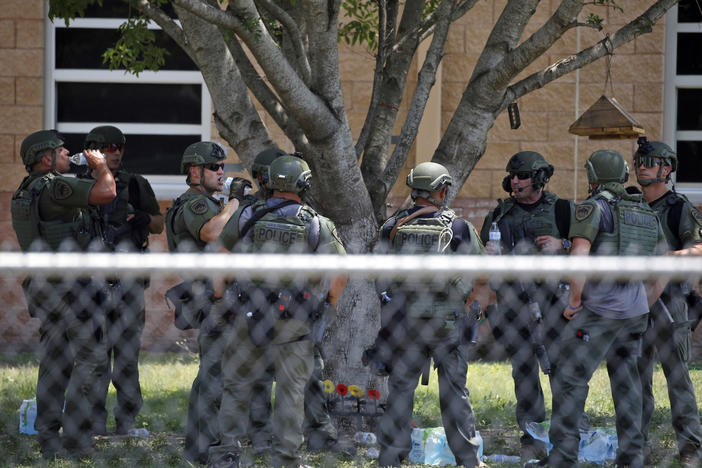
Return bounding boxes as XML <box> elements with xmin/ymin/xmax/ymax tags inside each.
<box><xmin>52</xmin><ymin>179</ymin><xmax>73</xmax><ymax>200</ymax></box>
<box><xmin>189</xmin><ymin>199</ymin><xmax>209</xmax><ymax>215</ymax></box>
<box><xmin>691</xmin><ymin>206</ymin><xmax>702</xmax><ymax>227</ymax></box>
<box><xmin>575</xmin><ymin>204</ymin><xmax>594</xmax><ymax>221</ymax></box>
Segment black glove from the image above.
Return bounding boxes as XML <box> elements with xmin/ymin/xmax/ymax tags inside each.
<box><xmin>129</xmin><ymin>210</ymin><xmax>151</xmax><ymax>229</ymax></box>
<box><xmin>229</xmin><ymin>177</ymin><xmax>253</xmax><ymax>201</ymax></box>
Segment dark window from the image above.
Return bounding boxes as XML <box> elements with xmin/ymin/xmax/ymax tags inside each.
<box><xmin>57</xmin><ymin>82</ymin><xmax>201</xmax><ymax>124</ymax></box>
<box><xmin>56</xmin><ymin>28</ymin><xmax>196</xmax><ymax>70</ymax></box>
<box><xmin>62</xmin><ymin>132</ymin><xmax>200</xmax><ymax>175</ymax></box>
<box><xmin>82</xmin><ymin>0</ymin><xmax>178</xmax><ymax>19</ymax></box>
<box><xmin>676</xmin><ymin>141</ymin><xmax>702</xmax><ymax>183</ymax></box>
<box><xmin>678</xmin><ymin>0</ymin><xmax>702</xmax><ymax>23</ymax></box>
<box><xmin>677</xmin><ymin>89</ymin><xmax>702</xmax><ymax>131</ymax></box>
<box><xmin>676</xmin><ymin>33</ymin><xmax>702</xmax><ymax>75</ymax></box>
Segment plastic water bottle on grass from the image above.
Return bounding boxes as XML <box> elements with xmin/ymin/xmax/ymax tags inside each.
<box><xmin>19</xmin><ymin>398</ymin><xmax>38</xmax><ymax>435</ymax></box>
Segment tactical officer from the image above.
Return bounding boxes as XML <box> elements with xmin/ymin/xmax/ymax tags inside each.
<box><xmin>230</xmin><ymin>148</ymin><xmax>348</xmax><ymax>456</ymax></box>
<box><xmin>165</xmin><ymin>141</ymin><xmax>239</xmax><ymax>464</ymax></box>
<box><xmin>479</xmin><ymin>151</ymin><xmax>573</xmax><ymax>458</ymax></box>
<box><xmin>534</xmin><ymin>150</ymin><xmax>667</xmax><ymax>468</ymax></box>
<box><xmin>374</xmin><ymin>162</ymin><xmax>485</xmax><ymax>468</ymax></box>
<box><xmin>212</xmin><ymin>155</ymin><xmax>346</xmax><ymax>468</ymax></box>
<box><xmin>11</xmin><ymin>130</ymin><xmax>116</xmax><ymax>458</ymax></box>
<box><xmin>633</xmin><ymin>138</ymin><xmax>702</xmax><ymax>467</ymax></box>
<box><xmin>79</xmin><ymin>126</ymin><xmax>164</xmax><ymax>436</ymax></box>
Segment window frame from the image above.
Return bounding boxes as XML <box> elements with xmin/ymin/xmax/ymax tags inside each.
<box><xmin>663</xmin><ymin>2</ymin><xmax>702</xmax><ymax>203</ymax></box>
<box><xmin>44</xmin><ymin>14</ymin><xmax>212</xmax><ymax>199</ymax></box>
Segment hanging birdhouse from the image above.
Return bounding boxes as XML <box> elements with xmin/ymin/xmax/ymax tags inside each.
<box><xmin>568</xmin><ymin>95</ymin><xmax>645</xmax><ymax>139</ymax></box>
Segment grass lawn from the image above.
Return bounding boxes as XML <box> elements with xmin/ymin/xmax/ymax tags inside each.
<box><xmin>0</xmin><ymin>352</ymin><xmax>699</xmax><ymax>467</ymax></box>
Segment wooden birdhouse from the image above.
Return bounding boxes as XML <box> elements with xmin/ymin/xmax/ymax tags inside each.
<box><xmin>568</xmin><ymin>95</ymin><xmax>644</xmax><ymax>140</ymax></box>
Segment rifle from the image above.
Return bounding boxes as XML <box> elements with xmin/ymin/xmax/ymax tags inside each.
<box><xmin>500</xmin><ymin>220</ymin><xmax>551</xmax><ymax>375</ymax></box>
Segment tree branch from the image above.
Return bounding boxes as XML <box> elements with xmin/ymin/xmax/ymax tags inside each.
<box><xmin>359</xmin><ymin>0</ymin><xmax>425</xmax><ymax>198</ymax></box>
<box><xmin>255</xmin><ymin>0</ymin><xmax>312</xmax><ymax>85</ymax></box>
<box><xmin>222</xmin><ymin>33</ymin><xmax>309</xmax><ymax>150</ymax></box>
<box><xmin>505</xmin><ymin>0</ymin><xmax>677</xmax><ymax>108</ymax></box>
<box><xmin>355</xmin><ymin>0</ymin><xmax>389</xmax><ymax>158</ymax></box>
<box><xmin>132</xmin><ymin>0</ymin><xmax>192</xmax><ymax>58</ymax></box>
<box><xmin>380</xmin><ymin>0</ymin><xmax>457</xmax><ymax>201</ymax></box>
<box><xmin>487</xmin><ymin>0</ymin><xmax>584</xmax><ymax>91</ymax></box>
<box><xmin>173</xmin><ymin>0</ymin><xmax>340</xmax><ymax>142</ymax></box>
<box><xmin>468</xmin><ymin>0</ymin><xmax>540</xmax><ymax>85</ymax></box>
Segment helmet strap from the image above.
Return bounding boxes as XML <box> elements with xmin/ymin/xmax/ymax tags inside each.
<box><xmin>50</xmin><ymin>148</ymin><xmax>57</xmax><ymax>172</ymax></box>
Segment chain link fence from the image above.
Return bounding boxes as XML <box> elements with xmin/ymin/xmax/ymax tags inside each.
<box><xmin>2</xmin><ymin>250</ymin><xmax>702</xmax><ymax>466</ymax></box>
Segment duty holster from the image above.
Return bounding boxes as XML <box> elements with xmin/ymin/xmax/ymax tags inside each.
<box><xmin>165</xmin><ymin>279</ymin><xmax>214</xmax><ymax>330</ymax></box>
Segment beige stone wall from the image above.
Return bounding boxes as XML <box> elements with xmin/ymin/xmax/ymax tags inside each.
<box><xmin>448</xmin><ymin>0</ymin><xmax>665</xmax><ymax>223</ymax></box>
<box><xmin>0</xmin><ymin>0</ymin><xmax>44</xmax><ymax>246</ymax></box>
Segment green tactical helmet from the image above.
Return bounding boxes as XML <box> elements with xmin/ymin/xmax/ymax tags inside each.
<box><xmin>406</xmin><ymin>162</ymin><xmax>452</xmax><ymax>191</ymax></box>
<box><xmin>502</xmin><ymin>151</ymin><xmax>554</xmax><ymax>192</ymax></box>
<box><xmin>84</xmin><ymin>125</ymin><xmax>126</xmax><ymax>150</ymax></box>
<box><xmin>267</xmin><ymin>155</ymin><xmax>311</xmax><ymax>194</ymax></box>
<box><xmin>252</xmin><ymin>148</ymin><xmax>288</xmax><ymax>180</ymax></box>
<box><xmin>180</xmin><ymin>141</ymin><xmax>226</xmax><ymax>174</ymax></box>
<box><xmin>20</xmin><ymin>130</ymin><xmax>64</xmax><ymax>167</ymax></box>
<box><xmin>634</xmin><ymin>137</ymin><xmax>677</xmax><ymax>185</ymax></box>
<box><xmin>585</xmin><ymin>149</ymin><xmax>629</xmax><ymax>185</ymax></box>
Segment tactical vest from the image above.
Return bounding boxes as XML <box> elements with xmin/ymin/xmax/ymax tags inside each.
<box><xmin>493</xmin><ymin>192</ymin><xmax>561</xmax><ymax>253</ymax></box>
<box><xmin>165</xmin><ymin>192</ymin><xmax>211</xmax><ymax>252</ymax></box>
<box><xmin>591</xmin><ymin>187</ymin><xmax>660</xmax><ymax>256</ymax></box>
<box><xmin>101</xmin><ymin>171</ymin><xmax>149</xmax><ymax>250</ymax></box>
<box><xmin>250</xmin><ymin>201</ymin><xmax>320</xmax><ymax>253</ymax></box>
<box><xmin>650</xmin><ymin>192</ymin><xmax>690</xmax><ymax>252</ymax></box>
<box><xmin>388</xmin><ymin>208</ymin><xmax>463</xmax><ymax>319</ymax></box>
<box><xmin>11</xmin><ymin>173</ymin><xmax>95</xmax><ymax>251</ymax></box>
<box><xmin>390</xmin><ymin>209</ymin><xmax>455</xmax><ymax>254</ymax></box>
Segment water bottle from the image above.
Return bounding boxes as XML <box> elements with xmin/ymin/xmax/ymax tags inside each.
<box><xmin>69</xmin><ymin>152</ymin><xmax>87</xmax><ymax>165</ymax></box>
<box><xmin>409</xmin><ymin>427</ymin><xmax>426</xmax><ymax>463</ymax></box>
<box><xmin>127</xmin><ymin>427</ymin><xmax>149</xmax><ymax>438</ymax></box>
<box><xmin>19</xmin><ymin>398</ymin><xmax>38</xmax><ymax>435</ymax></box>
<box><xmin>488</xmin><ymin>222</ymin><xmax>501</xmax><ymax>255</ymax></box>
<box><xmin>353</xmin><ymin>431</ymin><xmax>377</xmax><ymax>445</ymax></box>
<box><xmin>222</xmin><ymin>176</ymin><xmax>233</xmax><ymax>195</ymax></box>
<box><xmin>483</xmin><ymin>454</ymin><xmax>521</xmax><ymax>463</ymax></box>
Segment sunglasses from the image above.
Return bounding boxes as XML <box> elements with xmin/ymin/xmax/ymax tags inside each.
<box><xmin>509</xmin><ymin>171</ymin><xmax>532</xmax><ymax>180</ymax></box>
<box><xmin>203</xmin><ymin>163</ymin><xmax>225</xmax><ymax>171</ymax></box>
<box><xmin>102</xmin><ymin>144</ymin><xmax>123</xmax><ymax>152</ymax></box>
<box><xmin>634</xmin><ymin>155</ymin><xmax>661</xmax><ymax>168</ymax></box>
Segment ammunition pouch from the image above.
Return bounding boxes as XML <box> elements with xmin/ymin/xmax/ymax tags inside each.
<box><xmin>165</xmin><ymin>279</ymin><xmax>214</xmax><ymax>330</ymax></box>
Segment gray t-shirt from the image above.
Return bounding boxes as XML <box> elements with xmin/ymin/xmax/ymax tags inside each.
<box><xmin>582</xmin><ymin>281</ymin><xmax>649</xmax><ymax>319</ymax></box>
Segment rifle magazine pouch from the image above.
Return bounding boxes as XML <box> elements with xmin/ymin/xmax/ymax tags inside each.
<box><xmin>165</xmin><ymin>280</ymin><xmax>213</xmax><ymax>330</ymax></box>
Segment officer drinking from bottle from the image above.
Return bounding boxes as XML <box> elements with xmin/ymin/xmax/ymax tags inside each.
<box><xmin>165</xmin><ymin>141</ymin><xmax>239</xmax><ymax>464</ymax></box>
<box><xmin>11</xmin><ymin>130</ymin><xmax>116</xmax><ymax>458</ymax></box>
